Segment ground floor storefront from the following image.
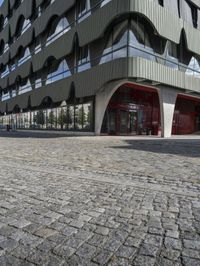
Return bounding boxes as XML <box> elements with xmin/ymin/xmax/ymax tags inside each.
<box><xmin>100</xmin><ymin>84</ymin><xmax>200</xmax><ymax>136</ymax></box>
<box><xmin>0</xmin><ymin>100</ymin><xmax>94</xmax><ymax>132</ymax></box>
<box><xmin>1</xmin><ymin>84</ymin><xmax>200</xmax><ymax>136</ymax></box>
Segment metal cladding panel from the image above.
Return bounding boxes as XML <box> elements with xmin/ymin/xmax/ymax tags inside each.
<box><xmin>77</xmin><ymin>0</ymin><xmax>129</xmax><ymax>47</ymax></box>
<box><xmin>35</xmin><ymin>0</ymin><xmax>45</xmax><ymax>8</ymax></box>
<box><xmin>9</xmin><ymin>60</ymin><xmax>32</xmax><ymax>85</ymax></box>
<box><xmin>10</xmin><ymin>25</ymin><xmax>34</xmax><ymax>60</ymax></box>
<box><xmin>2</xmin><ymin>57</ymin><xmax>200</xmax><ymax>112</ymax></box>
<box><xmin>130</xmin><ymin>0</ymin><xmax>182</xmax><ymax>44</ymax></box>
<box><xmin>184</xmin><ymin>23</ymin><xmax>200</xmax><ymax>55</ymax></box>
<box><xmin>32</xmin><ymin>29</ymin><xmax>76</xmax><ymax>72</ymax></box>
<box><xmin>74</xmin><ymin>58</ymin><xmax>128</xmax><ymax>98</ymax></box>
<box><xmin>33</xmin><ymin>0</ymin><xmax>76</xmax><ymax>37</ymax></box>
<box><xmin>0</xmin><ymin>77</ymin><xmax>8</xmax><ymax>90</ymax></box>
<box><xmin>0</xmin><ymin>1</ymin><xmax>9</xmax><ymax>17</ymax></box>
<box><xmin>0</xmin><ymin>24</ymin><xmax>10</xmax><ymax>44</ymax></box>
<box><xmin>0</xmin><ymin>50</ymin><xmax>10</xmax><ymax>66</ymax></box>
<box><xmin>198</xmin><ymin>10</ymin><xmax>200</xmax><ymax>30</ymax></box>
<box><xmin>7</xmin><ymin>92</ymin><xmax>31</xmax><ymax>111</ymax></box>
<box><xmin>189</xmin><ymin>0</ymin><xmax>200</xmax><ymax>8</ymax></box>
<box><xmin>0</xmin><ymin>101</ymin><xmax>7</xmax><ymax>113</ymax></box>
<box><xmin>185</xmin><ymin>75</ymin><xmax>200</xmax><ymax>93</ymax></box>
<box><xmin>9</xmin><ymin>0</ymin><xmax>16</xmax><ymax>9</ymax></box>
<box><xmin>128</xmin><ymin>57</ymin><xmax>185</xmax><ymax>89</ymax></box>
<box><xmin>163</xmin><ymin>0</ymin><xmax>179</xmax><ymax>16</ymax></box>
<box><xmin>9</xmin><ymin>0</ymin><xmax>34</xmax><ymax>37</ymax></box>
<box><xmin>128</xmin><ymin>57</ymin><xmax>200</xmax><ymax>94</ymax></box>
<box><xmin>31</xmin><ymin>78</ymin><xmax>72</xmax><ymax>107</ymax></box>
<box><xmin>5</xmin><ymin>59</ymin><xmax>128</xmax><ymax>111</ymax></box>
<box><xmin>180</xmin><ymin>0</ymin><xmax>193</xmax><ymax>26</ymax></box>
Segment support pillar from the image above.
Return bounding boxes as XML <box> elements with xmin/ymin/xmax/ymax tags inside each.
<box><xmin>95</xmin><ymin>81</ymin><xmax>126</xmax><ymax>135</ymax></box>
<box><xmin>158</xmin><ymin>87</ymin><xmax>178</xmax><ymax>138</ymax></box>
<box><xmin>95</xmin><ymin>89</ymin><xmax>110</xmax><ymax>135</ymax></box>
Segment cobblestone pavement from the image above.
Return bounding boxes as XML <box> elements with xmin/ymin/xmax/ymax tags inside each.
<box><xmin>0</xmin><ymin>132</ymin><xmax>200</xmax><ymax>265</ymax></box>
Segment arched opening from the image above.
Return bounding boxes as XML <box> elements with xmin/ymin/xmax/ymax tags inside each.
<box><xmin>15</xmin><ymin>16</ymin><xmax>31</xmax><ymax>38</ymax></box>
<box><xmin>45</xmin><ymin>59</ymin><xmax>71</xmax><ymax>85</ymax></box>
<box><xmin>172</xmin><ymin>94</ymin><xmax>200</xmax><ymax>135</ymax></box>
<box><xmin>99</xmin><ymin>15</ymin><xmax>164</xmax><ymax>66</ymax></box>
<box><xmin>46</xmin><ymin>16</ymin><xmax>71</xmax><ymax>47</ymax></box>
<box><xmin>101</xmin><ymin>83</ymin><xmax>160</xmax><ymax>136</ymax></box>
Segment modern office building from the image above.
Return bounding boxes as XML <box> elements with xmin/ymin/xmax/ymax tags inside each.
<box><xmin>0</xmin><ymin>0</ymin><xmax>200</xmax><ymax>137</ymax></box>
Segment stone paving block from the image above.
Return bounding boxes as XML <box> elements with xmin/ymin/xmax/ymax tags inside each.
<box><xmin>19</xmin><ymin>233</ymin><xmax>43</xmax><ymax>247</ymax></box>
<box><xmin>53</xmin><ymin>244</ymin><xmax>76</xmax><ymax>258</ymax></box>
<box><xmin>133</xmin><ymin>255</ymin><xmax>156</xmax><ymax>266</ymax></box>
<box><xmin>115</xmin><ymin>245</ymin><xmax>137</xmax><ymax>259</ymax></box>
<box><xmin>143</xmin><ymin>234</ymin><xmax>163</xmax><ymax>247</ymax></box>
<box><xmin>10</xmin><ymin>244</ymin><xmax>32</xmax><ymax>259</ymax></box>
<box><xmin>0</xmin><ymin>135</ymin><xmax>200</xmax><ymax>265</ymax></box>
<box><xmin>95</xmin><ymin>225</ymin><xmax>110</xmax><ymax>236</ymax></box>
<box><xmin>139</xmin><ymin>243</ymin><xmax>160</xmax><ymax>257</ymax></box>
<box><xmin>164</xmin><ymin>237</ymin><xmax>182</xmax><ymax>250</ymax></box>
<box><xmin>182</xmin><ymin>257</ymin><xmax>200</xmax><ymax>266</ymax></box>
<box><xmin>103</xmin><ymin>237</ymin><xmax>122</xmax><ymax>252</ymax></box>
<box><xmin>93</xmin><ymin>249</ymin><xmax>113</xmax><ymax>264</ymax></box>
<box><xmin>183</xmin><ymin>239</ymin><xmax>200</xmax><ymax>250</ymax></box>
<box><xmin>26</xmin><ymin>249</ymin><xmax>50</xmax><ymax>265</ymax></box>
<box><xmin>0</xmin><ymin>239</ymin><xmax>18</xmax><ymax>252</ymax></box>
<box><xmin>34</xmin><ymin>227</ymin><xmax>58</xmax><ymax>238</ymax></box>
<box><xmin>108</xmin><ymin>256</ymin><xmax>131</xmax><ymax>266</ymax></box>
<box><xmin>76</xmin><ymin>243</ymin><xmax>96</xmax><ymax>259</ymax></box>
<box><xmin>87</xmin><ymin>233</ymin><xmax>108</xmax><ymax>247</ymax></box>
<box><xmin>65</xmin><ymin>237</ymin><xmax>85</xmax><ymax>249</ymax></box>
<box><xmin>159</xmin><ymin>257</ymin><xmax>181</xmax><ymax>266</ymax></box>
<box><xmin>9</xmin><ymin>219</ymin><xmax>32</xmax><ymax>229</ymax></box>
<box><xmin>61</xmin><ymin>226</ymin><xmax>78</xmax><ymax>237</ymax></box>
<box><xmin>182</xmin><ymin>248</ymin><xmax>200</xmax><ymax>259</ymax></box>
<box><xmin>160</xmin><ymin>248</ymin><xmax>180</xmax><ymax>260</ymax></box>
<box><xmin>69</xmin><ymin>220</ymin><xmax>84</xmax><ymax>229</ymax></box>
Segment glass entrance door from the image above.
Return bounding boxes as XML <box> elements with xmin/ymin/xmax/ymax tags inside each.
<box><xmin>108</xmin><ymin>109</ymin><xmax>117</xmax><ymax>135</ymax></box>
<box><xmin>119</xmin><ymin>110</ymin><xmax>129</xmax><ymax>134</ymax></box>
<box><xmin>129</xmin><ymin>111</ymin><xmax>138</xmax><ymax>134</ymax></box>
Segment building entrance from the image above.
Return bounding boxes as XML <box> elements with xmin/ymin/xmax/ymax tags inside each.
<box><xmin>101</xmin><ymin>84</ymin><xmax>160</xmax><ymax>135</ymax></box>
<box><xmin>106</xmin><ymin>109</ymin><xmax>138</xmax><ymax>135</ymax></box>
<box><xmin>118</xmin><ymin>110</ymin><xmax>138</xmax><ymax>135</ymax></box>
<box><xmin>172</xmin><ymin>95</ymin><xmax>200</xmax><ymax>135</ymax></box>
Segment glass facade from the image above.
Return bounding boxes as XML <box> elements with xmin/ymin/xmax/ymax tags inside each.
<box><xmin>102</xmin><ymin>84</ymin><xmax>200</xmax><ymax>136</ymax></box>
<box><xmin>0</xmin><ymin>101</ymin><xmax>94</xmax><ymax>132</ymax></box>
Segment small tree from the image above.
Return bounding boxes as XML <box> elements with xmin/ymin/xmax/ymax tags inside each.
<box><xmin>77</xmin><ymin>106</ymin><xmax>87</xmax><ymax>129</ymax></box>
<box><xmin>66</xmin><ymin>106</ymin><xmax>73</xmax><ymax>129</ymax></box>
<box><xmin>48</xmin><ymin>110</ymin><xmax>55</xmax><ymax>129</ymax></box>
<box><xmin>35</xmin><ymin>110</ymin><xmax>45</xmax><ymax>128</ymax></box>
<box><xmin>57</xmin><ymin>108</ymin><xmax>67</xmax><ymax>130</ymax></box>
<box><xmin>86</xmin><ymin>105</ymin><xmax>91</xmax><ymax>130</ymax></box>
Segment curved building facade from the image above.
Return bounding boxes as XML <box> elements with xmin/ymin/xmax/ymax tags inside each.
<box><xmin>0</xmin><ymin>0</ymin><xmax>200</xmax><ymax>137</ymax></box>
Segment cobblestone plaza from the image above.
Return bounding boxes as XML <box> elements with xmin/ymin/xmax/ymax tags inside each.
<box><xmin>0</xmin><ymin>133</ymin><xmax>199</xmax><ymax>265</ymax></box>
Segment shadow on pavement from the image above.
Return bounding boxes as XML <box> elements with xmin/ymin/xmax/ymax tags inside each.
<box><xmin>111</xmin><ymin>139</ymin><xmax>200</xmax><ymax>158</ymax></box>
<box><xmin>0</xmin><ymin>130</ymin><xmax>89</xmax><ymax>139</ymax></box>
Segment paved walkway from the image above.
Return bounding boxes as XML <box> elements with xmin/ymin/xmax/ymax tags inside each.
<box><xmin>0</xmin><ymin>132</ymin><xmax>199</xmax><ymax>265</ymax></box>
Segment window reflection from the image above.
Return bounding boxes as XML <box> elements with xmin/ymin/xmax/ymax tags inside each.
<box><xmin>100</xmin><ymin>18</ymin><xmax>156</xmax><ymax>65</ymax></box>
<box><xmin>46</xmin><ymin>60</ymin><xmax>71</xmax><ymax>85</ymax></box>
<box><xmin>77</xmin><ymin>0</ymin><xmax>91</xmax><ymax>23</ymax></box>
<box><xmin>0</xmin><ymin>101</ymin><xmax>94</xmax><ymax>132</ymax></box>
<box><xmin>77</xmin><ymin>45</ymin><xmax>91</xmax><ymax>72</ymax></box>
<box><xmin>165</xmin><ymin>42</ymin><xmax>179</xmax><ymax>70</ymax></box>
<box><xmin>186</xmin><ymin>57</ymin><xmax>200</xmax><ymax>78</ymax></box>
<box><xmin>46</xmin><ymin>17</ymin><xmax>71</xmax><ymax>47</ymax></box>
<box><xmin>100</xmin><ymin>0</ymin><xmax>112</xmax><ymax>7</ymax></box>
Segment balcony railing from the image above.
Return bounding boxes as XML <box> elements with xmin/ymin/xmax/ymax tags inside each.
<box><xmin>1</xmin><ymin>43</ymin><xmax>200</xmax><ymax>102</ymax></box>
